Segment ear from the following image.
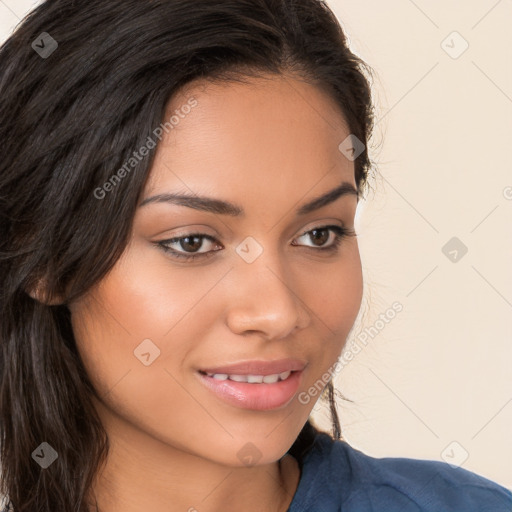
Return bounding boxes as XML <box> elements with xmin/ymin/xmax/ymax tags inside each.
<box><xmin>26</xmin><ymin>277</ymin><xmax>65</xmax><ymax>305</ymax></box>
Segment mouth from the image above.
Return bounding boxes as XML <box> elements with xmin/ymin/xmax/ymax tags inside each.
<box><xmin>196</xmin><ymin>359</ymin><xmax>306</xmax><ymax>411</ymax></box>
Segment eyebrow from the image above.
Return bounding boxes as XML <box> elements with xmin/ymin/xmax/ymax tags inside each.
<box><xmin>138</xmin><ymin>181</ymin><xmax>358</xmax><ymax>216</ymax></box>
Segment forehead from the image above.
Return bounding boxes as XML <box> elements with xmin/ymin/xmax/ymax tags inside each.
<box><xmin>145</xmin><ymin>73</ymin><xmax>355</xmax><ymax>205</ymax></box>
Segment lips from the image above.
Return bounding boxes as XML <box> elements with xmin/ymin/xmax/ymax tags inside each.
<box><xmin>196</xmin><ymin>358</ymin><xmax>307</xmax><ymax>410</ymax></box>
<box><xmin>198</xmin><ymin>358</ymin><xmax>306</xmax><ymax>376</ymax></box>
<box><xmin>197</xmin><ymin>370</ymin><xmax>304</xmax><ymax>410</ymax></box>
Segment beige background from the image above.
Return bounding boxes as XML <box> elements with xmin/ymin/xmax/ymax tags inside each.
<box><xmin>1</xmin><ymin>0</ymin><xmax>510</xmax><ymax>489</ymax></box>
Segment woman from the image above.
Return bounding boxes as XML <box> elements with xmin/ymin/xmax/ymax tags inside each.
<box><xmin>0</xmin><ymin>0</ymin><xmax>510</xmax><ymax>510</ymax></box>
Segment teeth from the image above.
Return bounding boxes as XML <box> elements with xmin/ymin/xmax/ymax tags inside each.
<box><xmin>229</xmin><ymin>375</ymin><xmax>247</xmax><ymax>382</ymax></box>
<box><xmin>205</xmin><ymin>371</ymin><xmax>293</xmax><ymax>383</ymax></box>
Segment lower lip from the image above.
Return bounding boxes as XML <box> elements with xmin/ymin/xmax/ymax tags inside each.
<box><xmin>196</xmin><ymin>370</ymin><xmax>303</xmax><ymax>410</ymax></box>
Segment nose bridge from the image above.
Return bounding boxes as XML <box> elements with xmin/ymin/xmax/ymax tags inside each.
<box><xmin>225</xmin><ymin>239</ymin><xmax>308</xmax><ymax>338</ymax></box>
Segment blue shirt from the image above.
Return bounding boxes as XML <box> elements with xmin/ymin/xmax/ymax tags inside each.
<box><xmin>287</xmin><ymin>431</ymin><xmax>512</xmax><ymax>511</ymax></box>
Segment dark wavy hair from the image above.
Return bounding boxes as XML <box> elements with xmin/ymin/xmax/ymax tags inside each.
<box><xmin>0</xmin><ymin>0</ymin><xmax>374</xmax><ymax>509</ymax></box>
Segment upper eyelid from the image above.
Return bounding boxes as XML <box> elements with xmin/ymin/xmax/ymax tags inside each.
<box><xmin>162</xmin><ymin>218</ymin><xmax>349</xmax><ymax>241</ymax></box>
<box><xmin>162</xmin><ymin>223</ymin><xmax>346</xmax><ymax>244</ymax></box>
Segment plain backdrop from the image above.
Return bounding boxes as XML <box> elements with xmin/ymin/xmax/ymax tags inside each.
<box><xmin>0</xmin><ymin>0</ymin><xmax>511</xmax><ymax>489</ymax></box>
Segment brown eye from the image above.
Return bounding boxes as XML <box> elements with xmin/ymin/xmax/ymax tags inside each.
<box><xmin>292</xmin><ymin>225</ymin><xmax>350</xmax><ymax>250</ymax></box>
<box><xmin>178</xmin><ymin>235</ymin><xmax>205</xmax><ymax>253</ymax></box>
<box><xmin>156</xmin><ymin>233</ymin><xmax>221</xmax><ymax>261</ymax></box>
<box><xmin>308</xmin><ymin>228</ymin><xmax>331</xmax><ymax>247</ymax></box>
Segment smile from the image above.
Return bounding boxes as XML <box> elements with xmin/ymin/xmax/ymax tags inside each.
<box><xmin>196</xmin><ymin>368</ymin><xmax>304</xmax><ymax>410</ymax></box>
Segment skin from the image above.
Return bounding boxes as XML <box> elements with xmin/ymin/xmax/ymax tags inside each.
<box><xmin>66</xmin><ymin>72</ymin><xmax>363</xmax><ymax>512</ymax></box>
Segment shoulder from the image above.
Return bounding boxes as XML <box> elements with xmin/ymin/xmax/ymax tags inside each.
<box><xmin>290</xmin><ymin>431</ymin><xmax>512</xmax><ymax>512</ymax></box>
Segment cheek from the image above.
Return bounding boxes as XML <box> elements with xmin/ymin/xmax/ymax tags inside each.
<box><xmin>68</xmin><ymin>279</ymin><xmax>214</xmax><ymax>451</ymax></box>
<box><xmin>301</xmin><ymin>243</ymin><xmax>363</xmax><ymax>338</ymax></box>
<box><xmin>67</xmin><ymin>247</ymin><xmax>229</xmax><ymax>438</ymax></box>
<box><xmin>296</xmin><ymin>243</ymin><xmax>363</xmax><ymax>378</ymax></box>
<box><xmin>74</xmin><ymin>239</ymin><xmax>221</xmax><ymax>341</ymax></box>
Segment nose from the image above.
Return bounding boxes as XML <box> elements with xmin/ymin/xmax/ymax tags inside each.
<box><xmin>224</xmin><ymin>248</ymin><xmax>311</xmax><ymax>341</ymax></box>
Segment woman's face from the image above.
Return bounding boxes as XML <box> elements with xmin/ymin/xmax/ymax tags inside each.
<box><xmin>69</xmin><ymin>73</ymin><xmax>363</xmax><ymax>466</ymax></box>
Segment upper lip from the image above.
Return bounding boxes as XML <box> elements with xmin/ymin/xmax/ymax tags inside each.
<box><xmin>199</xmin><ymin>358</ymin><xmax>307</xmax><ymax>376</ymax></box>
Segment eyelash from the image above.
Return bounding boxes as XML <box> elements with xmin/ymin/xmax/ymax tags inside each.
<box><xmin>155</xmin><ymin>225</ymin><xmax>354</xmax><ymax>262</ymax></box>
